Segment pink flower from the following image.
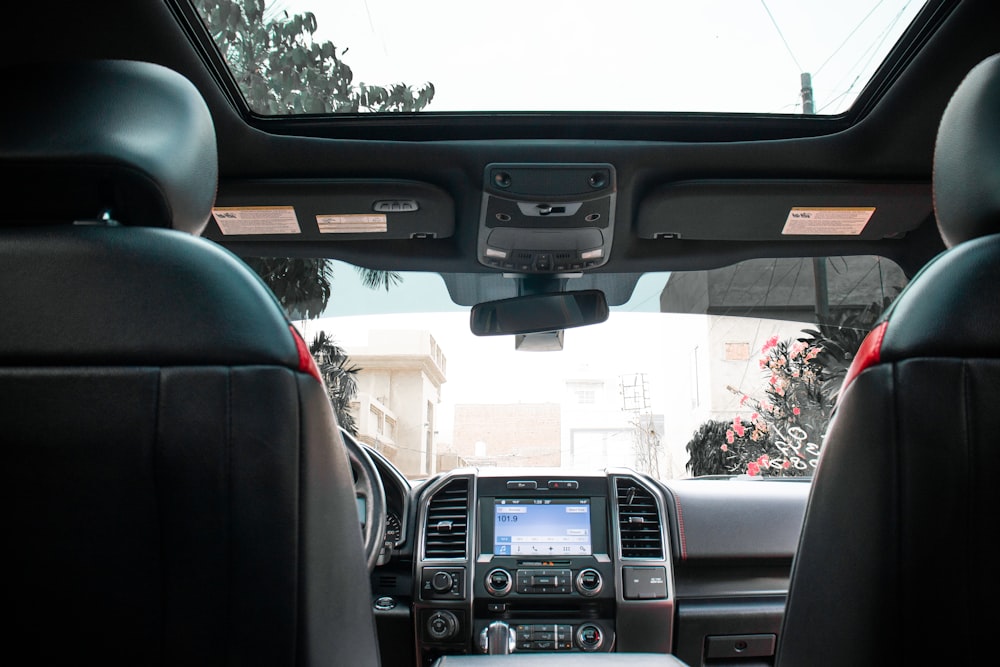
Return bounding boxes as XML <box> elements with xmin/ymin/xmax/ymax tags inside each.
<box><xmin>726</xmin><ymin>430</ymin><xmax>735</xmax><ymax>444</ymax></box>
<box><xmin>782</xmin><ymin>460</ymin><xmax>791</xmax><ymax>469</ymax></box>
<box><xmin>720</xmin><ymin>444</ymin><xmax>728</xmax><ymax>452</ymax></box>
<box><xmin>739</xmin><ymin>394</ymin><xmax>749</xmax><ymax>406</ymax></box>
<box><xmin>747</xmin><ymin>461</ymin><xmax>760</xmax><ymax>476</ymax></box>
<box><xmin>789</xmin><ymin>341</ymin><xmax>807</xmax><ymax>359</ymax></box>
<box><xmin>792</xmin><ymin>406</ymin><xmax>801</xmax><ymax>415</ymax></box>
<box><xmin>732</xmin><ymin>416</ymin><xmax>746</xmax><ymax>437</ymax></box>
<box><xmin>761</xmin><ymin>335</ymin><xmax>779</xmax><ymax>353</ymax></box>
<box><xmin>750</xmin><ymin>412</ymin><xmax>759</xmax><ymax>420</ymax></box>
<box><xmin>758</xmin><ymin>455</ymin><xmax>770</xmax><ymax>468</ymax></box>
<box><xmin>805</xmin><ymin>346</ymin><xmax>821</xmax><ymax>361</ymax></box>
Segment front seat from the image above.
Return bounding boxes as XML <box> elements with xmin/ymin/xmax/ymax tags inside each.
<box><xmin>775</xmin><ymin>53</ymin><xmax>1000</xmax><ymax>665</ymax></box>
<box><xmin>0</xmin><ymin>60</ymin><xmax>379</xmax><ymax>665</ymax></box>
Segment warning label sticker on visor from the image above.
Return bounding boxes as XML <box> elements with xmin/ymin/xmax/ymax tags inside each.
<box><xmin>316</xmin><ymin>214</ymin><xmax>388</xmax><ymax>233</ymax></box>
<box><xmin>211</xmin><ymin>206</ymin><xmax>301</xmax><ymax>235</ymax></box>
<box><xmin>781</xmin><ymin>207</ymin><xmax>875</xmax><ymax>235</ymax></box>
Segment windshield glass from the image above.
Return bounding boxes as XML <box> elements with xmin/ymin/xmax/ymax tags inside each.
<box><xmin>193</xmin><ymin>0</ymin><xmax>928</xmax><ymax>116</ymax></box>
<box><xmin>252</xmin><ymin>256</ymin><xmax>905</xmax><ymax>482</ymax></box>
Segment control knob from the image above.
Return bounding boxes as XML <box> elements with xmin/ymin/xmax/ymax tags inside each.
<box><xmin>576</xmin><ymin>623</ymin><xmax>604</xmax><ymax>651</ymax></box>
<box><xmin>426</xmin><ymin>610</ymin><xmax>459</xmax><ymax>641</ymax></box>
<box><xmin>485</xmin><ymin>568</ymin><xmax>512</xmax><ymax>596</ymax></box>
<box><xmin>576</xmin><ymin>568</ymin><xmax>603</xmax><ymax>596</ymax></box>
<box><xmin>431</xmin><ymin>571</ymin><xmax>454</xmax><ymax>593</ymax></box>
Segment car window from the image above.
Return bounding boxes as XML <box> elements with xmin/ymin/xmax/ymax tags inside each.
<box><xmin>248</xmin><ymin>255</ymin><xmax>905</xmax><ymax>482</ymax></box>
<box><xmin>192</xmin><ymin>0</ymin><xmax>928</xmax><ymax>116</ymax></box>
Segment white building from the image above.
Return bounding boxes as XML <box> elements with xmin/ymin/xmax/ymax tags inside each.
<box><xmin>343</xmin><ymin>330</ymin><xmax>447</xmax><ymax>478</ymax></box>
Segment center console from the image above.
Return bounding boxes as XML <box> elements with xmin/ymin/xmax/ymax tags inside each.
<box><xmin>473</xmin><ymin>479</ymin><xmax>615</xmax><ymax>654</ymax></box>
<box><xmin>414</xmin><ymin>470</ymin><xmax>674</xmax><ymax>665</ymax></box>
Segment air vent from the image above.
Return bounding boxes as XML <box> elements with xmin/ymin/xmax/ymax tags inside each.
<box><xmin>423</xmin><ymin>478</ymin><xmax>470</xmax><ymax>559</ymax></box>
<box><xmin>616</xmin><ymin>478</ymin><xmax>664</xmax><ymax>559</ymax></box>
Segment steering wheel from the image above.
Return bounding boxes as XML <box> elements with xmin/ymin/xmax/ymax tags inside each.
<box><xmin>339</xmin><ymin>428</ymin><xmax>387</xmax><ymax>572</ymax></box>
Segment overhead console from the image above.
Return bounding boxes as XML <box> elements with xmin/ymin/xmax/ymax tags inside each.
<box><xmin>478</xmin><ymin>164</ymin><xmax>616</xmax><ymax>273</ymax></box>
<box><xmin>413</xmin><ymin>471</ymin><xmax>674</xmax><ymax>666</ymax></box>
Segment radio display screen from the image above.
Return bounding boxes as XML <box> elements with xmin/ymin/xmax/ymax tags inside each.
<box><xmin>494</xmin><ymin>498</ymin><xmax>592</xmax><ymax>556</ymax></box>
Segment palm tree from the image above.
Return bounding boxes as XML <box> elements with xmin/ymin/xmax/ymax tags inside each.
<box><xmin>245</xmin><ymin>258</ymin><xmax>402</xmax><ymax>319</ymax></box>
<box><xmin>309</xmin><ymin>331</ymin><xmax>360</xmax><ymax>436</ymax></box>
<box><xmin>245</xmin><ymin>257</ymin><xmax>332</xmax><ymax>319</ymax></box>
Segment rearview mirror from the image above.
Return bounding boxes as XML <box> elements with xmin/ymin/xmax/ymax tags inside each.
<box><xmin>470</xmin><ymin>290</ymin><xmax>610</xmax><ymax>336</ymax></box>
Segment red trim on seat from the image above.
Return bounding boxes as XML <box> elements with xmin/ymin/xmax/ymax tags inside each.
<box><xmin>289</xmin><ymin>325</ymin><xmax>323</xmax><ymax>383</ymax></box>
<box><xmin>839</xmin><ymin>321</ymin><xmax>889</xmax><ymax>401</ymax></box>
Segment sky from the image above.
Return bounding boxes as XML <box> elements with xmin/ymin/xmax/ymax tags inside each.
<box><xmin>268</xmin><ymin>0</ymin><xmax>926</xmax><ymax>114</ymax></box>
<box><xmin>298</xmin><ymin>262</ymin><xmax>678</xmax><ymax>404</ymax></box>
<box><xmin>315</xmin><ymin>263</ymin><xmax>671</xmax><ymax>316</ymax></box>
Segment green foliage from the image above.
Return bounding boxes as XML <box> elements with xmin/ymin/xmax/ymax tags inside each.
<box><xmin>245</xmin><ymin>257</ymin><xmax>404</xmax><ymax>319</ymax></box>
<box><xmin>798</xmin><ymin>296</ymin><xmax>897</xmax><ymax>403</ymax></box>
<box><xmin>310</xmin><ymin>330</ymin><xmax>360</xmax><ymax>436</ymax></box>
<box><xmin>685</xmin><ymin>421</ymin><xmax>734</xmax><ymax>477</ymax></box>
<box><xmin>199</xmin><ymin>2</ymin><xmax>412</xmax><ymax>317</ymax></box>
<box><xmin>244</xmin><ymin>257</ymin><xmax>332</xmax><ymax>319</ymax></box>
<box><xmin>355</xmin><ymin>266</ymin><xmax>403</xmax><ymax>292</ymax></box>
<box><xmin>194</xmin><ymin>0</ymin><xmax>435</xmax><ymax>114</ymax></box>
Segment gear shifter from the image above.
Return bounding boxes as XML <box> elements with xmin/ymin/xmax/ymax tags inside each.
<box><xmin>479</xmin><ymin>621</ymin><xmax>516</xmax><ymax>654</ymax></box>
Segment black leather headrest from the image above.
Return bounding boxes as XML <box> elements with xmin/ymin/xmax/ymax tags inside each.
<box><xmin>0</xmin><ymin>60</ymin><xmax>216</xmax><ymax>235</ymax></box>
<box><xmin>934</xmin><ymin>52</ymin><xmax>1000</xmax><ymax>248</ymax></box>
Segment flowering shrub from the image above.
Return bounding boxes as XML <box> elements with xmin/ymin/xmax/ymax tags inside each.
<box><xmin>685</xmin><ymin>297</ymin><xmax>897</xmax><ymax>478</ymax></box>
<box><xmin>740</xmin><ymin>335</ymin><xmax>829</xmax><ymax>475</ymax></box>
<box><xmin>686</xmin><ymin>334</ymin><xmax>833</xmax><ymax>477</ymax></box>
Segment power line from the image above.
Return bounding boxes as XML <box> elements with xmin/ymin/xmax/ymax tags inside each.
<box><xmin>820</xmin><ymin>1</ymin><xmax>912</xmax><ymax>112</ymax></box>
<box><xmin>760</xmin><ymin>0</ymin><xmax>802</xmax><ymax>72</ymax></box>
<box><xmin>815</xmin><ymin>0</ymin><xmax>886</xmax><ymax>76</ymax></box>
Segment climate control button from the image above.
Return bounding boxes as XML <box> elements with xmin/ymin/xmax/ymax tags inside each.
<box><xmin>576</xmin><ymin>624</ymin><xmax>604</xmax><ymax>651</ymax></box>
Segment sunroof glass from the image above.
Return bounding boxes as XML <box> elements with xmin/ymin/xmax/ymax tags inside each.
<box><xmin>191</xmin><ymin>0</ymin><xmax>929</xmax><ymax>116</ymax></box>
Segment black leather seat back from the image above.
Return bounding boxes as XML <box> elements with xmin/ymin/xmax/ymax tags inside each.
<box><xmin>0</xmin><ymin>61</ymin><xmax>379</xmax><ymax>666</ymax></box>
<box><xmin>776</xmin><ymin>53</ymin><xmax>1000</xmax><ymax>666</ymax></box>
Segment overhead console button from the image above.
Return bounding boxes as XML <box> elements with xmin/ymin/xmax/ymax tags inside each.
<box><xmin>478</xmin><ymin>163</ymin><xmax>616</xmax><ymax>274</ymax></box>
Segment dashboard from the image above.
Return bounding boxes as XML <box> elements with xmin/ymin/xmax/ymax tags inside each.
<box><xmin>366</xmin><ymin>457</ymin><xmax>809</xmax><ymax>667</ymax></box>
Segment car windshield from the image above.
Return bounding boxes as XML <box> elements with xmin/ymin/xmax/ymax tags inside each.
<box><xmin>193</xmin><ymin>0</ymin><xmax>929</xmax><ymax>115</ymax></box>
<box><xmin>253</xmin><ymin>255</ymin><xmax>906</xmax><ymax>482</ymax></box>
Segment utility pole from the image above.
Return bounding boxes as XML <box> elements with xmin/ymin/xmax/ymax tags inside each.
<box><xmin>802</xmin><ymin>72</ymin><xmax>830</xmax><ymax>322</ymax></box>
<box><xmin>800</xmin><ymin>72</ymin><xmax>815</xmax><ymax>114</ymax></box>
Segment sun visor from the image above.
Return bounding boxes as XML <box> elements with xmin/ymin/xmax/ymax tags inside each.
<box><xmin>637</xmin><ymin>180</ymin><xmax>931</xmax><ymax>241</ymax></box>
<box><xmin>201</xmin><ymin>179</ymin><xmax>454</xmax><ymax>243</ymax></box>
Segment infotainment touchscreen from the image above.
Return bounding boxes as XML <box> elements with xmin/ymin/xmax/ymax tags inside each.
<box><xmin>494</xmin><ymin>499</ymin><xmax>592</xmax><ymax>556</ymax></box>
